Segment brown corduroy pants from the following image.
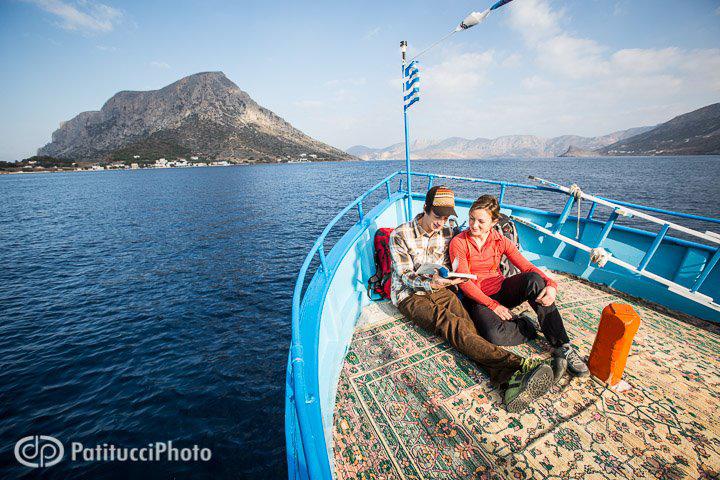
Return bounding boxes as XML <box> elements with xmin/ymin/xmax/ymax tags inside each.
<box><xmin>398</xmin><ymin>288</ymin><xmax>523</xmax><ymax>388</ymax></box>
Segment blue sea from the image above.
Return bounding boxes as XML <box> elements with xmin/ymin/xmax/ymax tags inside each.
<box><xmin>1</xmin><ymin>157</ymin><xmax>719</xmax><ymax>478</ymax></box>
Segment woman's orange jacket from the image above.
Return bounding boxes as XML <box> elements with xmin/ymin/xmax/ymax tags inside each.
<box><xmin>449</xmin><ymin>229</ymin><xmax>557</xmax><ymax>310</ymax></box>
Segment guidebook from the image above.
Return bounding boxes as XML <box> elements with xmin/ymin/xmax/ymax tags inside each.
<box><xmin>416</xmin><ymin>259</ymin><xmax>477</xmax><ymax>280</ymax></box>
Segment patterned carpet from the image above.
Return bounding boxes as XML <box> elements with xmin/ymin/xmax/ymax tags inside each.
<box><xmin>332</xmin><ymin>272</ymin><xmax>720</xmax><ymax>480</ymax></box>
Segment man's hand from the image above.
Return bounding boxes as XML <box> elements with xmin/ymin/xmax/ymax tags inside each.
<box><xmin>536</xmin><ymin>286</ymin><xmax>557</xmax><ymax>306</ymax></box>
<box><xmin>429</xmin><ymin>271</ymin><xmax>468</xmax><ymax>290</ymax></box>
<box><xmin>492</xmin><ymin>304</ymin><xmax>514</xmax><ymax>321</ymax></box>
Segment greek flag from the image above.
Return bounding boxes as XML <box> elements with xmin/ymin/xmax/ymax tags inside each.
<box><xmin>403</xmin><ymin>61</ymin><xmax>420</xmax><ymax>111</ymax></box>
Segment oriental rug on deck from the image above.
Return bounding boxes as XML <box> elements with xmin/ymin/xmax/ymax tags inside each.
<box><xmin>332</xmin><ymin>272</ymin><xmax>720</xmax><ymax>480</ymax></box>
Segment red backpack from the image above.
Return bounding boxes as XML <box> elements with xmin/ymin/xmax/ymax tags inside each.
<box><xmin>367</xmin><ymin>227</ymin><xmax>394</xmax><ymax>300</ymax></box>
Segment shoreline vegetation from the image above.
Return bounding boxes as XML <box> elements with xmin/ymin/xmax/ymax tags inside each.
<box><xmin>0</xmin><ymin>154</ymin><xmax>316</xmax><ymax>174</ymax></box>
<box><xmin>4</xmin><ymin>153</ymin><xmax>720</xmax><ymax>175</ymax></box>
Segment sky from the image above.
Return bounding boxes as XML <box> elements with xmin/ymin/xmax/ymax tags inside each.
<box><xmin>0</xmin><ymin>0</ymin><xmax>719</xmax><ymax>161</ymax></box>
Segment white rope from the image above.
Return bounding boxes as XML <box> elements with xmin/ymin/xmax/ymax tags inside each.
<box><xmin>569</xmin><ymin>184</ymin><xmax>583</xmax><ymax>238</ymax></box>
<box><xmin>590</xmin><ymin>247</ymin><xmax>611</xmax><ymax>267</ymax></box>
<box><xmin>409</xmin><ymin>29</ymin><xmax>458</xmax><ymax>62</ymax></box>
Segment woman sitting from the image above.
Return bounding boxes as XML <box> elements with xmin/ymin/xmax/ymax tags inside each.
<box><xmin>449</xmin><ymin>194</ymin><xmax>588</xmax><ymax>378</ymax></box>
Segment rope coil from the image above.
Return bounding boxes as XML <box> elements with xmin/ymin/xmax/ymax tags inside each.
<box><xmin>568</xmin><ymin>184</ymin><xmax>583</xmax><ymax>199</ymax></box>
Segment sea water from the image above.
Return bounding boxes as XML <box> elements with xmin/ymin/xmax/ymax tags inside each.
<box><xmin>1</xmin><ymin>157</ymin><xmax>718</xmax><ymax>478</ymax></box>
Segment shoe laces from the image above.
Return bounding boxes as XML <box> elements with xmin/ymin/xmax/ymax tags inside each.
<box><xmin>561</xmin><ymin>346</ymin><xmax>585</xmax><ymax>368</ymax></box>
<box><xmin>520</xmin><ymin>357</ymin><xmax>544</xmax><ymax>373</ymax></box>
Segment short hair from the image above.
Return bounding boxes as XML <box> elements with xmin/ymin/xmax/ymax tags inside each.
<box><xmin>470</xmin><ymin>194</ymin><xmax>500</xmax><ymax>220</ymax></box>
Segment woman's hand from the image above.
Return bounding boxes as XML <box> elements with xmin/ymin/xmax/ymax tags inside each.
<box><xmin>492</xmin><ymin>304</ymin><xmax>513</xmax><ymax>321</ymax></box>
<box><xmin>536</xmin><ymin>286</ymin><xmax>557</xmax><ymax>306</ymax></box>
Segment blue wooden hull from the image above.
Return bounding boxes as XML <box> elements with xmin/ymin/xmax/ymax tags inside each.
<box><xmin>285</xmin><ymin>174</ymin><xmax>719</xmax><ymax>479</ymax></box>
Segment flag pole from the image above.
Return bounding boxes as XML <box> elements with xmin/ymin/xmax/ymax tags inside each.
<box><xmin>398</xmin><ymin>0</ymin><xmax>514</xmax><ymax>222</ymax></box>
<box><xmin>401</xmin><ymin>40</ymin><xmax>412</xmax><ymax>221</ymax></box>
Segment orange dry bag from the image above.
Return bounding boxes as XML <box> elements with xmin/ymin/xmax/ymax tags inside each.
<box><xmin>588</xmin><ymin>303</ymin><xmax>641</xmax><ymax>386</ymax></box>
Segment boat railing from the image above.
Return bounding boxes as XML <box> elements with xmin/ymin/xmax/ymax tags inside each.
<box><xmin>405</xmin><ymin>171</ymin><xmax>719</xmax><ymax>312</ymax></box>
<box><xmin>289</xmin><ymin>171</ymin><xmax>405</xmax><ymax>479</ymax></box>
<box><xmin>527</xmin><ymin>176</ymin><xmax>720</xmax><ymax>243</ymax></box>
<box><xmin>403</xmin><ymin>171</ymin><xmax>561</xmax><ymax>205</ymax></box>
<box><xmin>405</xmin><ymin>171</ymin><xmax>720</xmax><ymax>228</ymax></box>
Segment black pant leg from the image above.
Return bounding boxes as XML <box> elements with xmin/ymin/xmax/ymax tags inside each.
<box><xmin>461</xmin><ymin>297</ymin><xmax>530</xmax><ymax>346</ymax></box>
<box><xmin>494</xmin><ymin>272</ymin><xmax>571</xmax><ymax>348</ymax></box>
<box><xmin>490</xmin><ymin>274</ymin><xmax>528</xmax><ymax>309</ymax></box>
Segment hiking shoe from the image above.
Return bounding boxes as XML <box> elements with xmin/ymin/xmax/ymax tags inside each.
<box><xmin>519</xmin><ymin>357</ymin><xmax>544</xmax><ymax>373</ymax></box>
<box><xmin>551</xmin><ymin>356</ymin><xmax>568</xmax><ymax>383</ymax></box>
<box><xmin>554</xmin><ymin>344</ymin><xmax>589</xmax><ymax>377</ymax></box>
<box><xmin>522</xmin><ymin>356</ymin><xmax>565</xmax><ymax>383</ymax></box>
<box><xmin>504</xmin><ymin>361</ymin><xmax>553</xmax><ymax>413</ymax></box>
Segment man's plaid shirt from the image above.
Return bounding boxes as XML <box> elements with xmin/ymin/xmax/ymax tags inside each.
<box><xmin>388</xmin><ymin>214</ymin><xmax>453</xmax><ymax>306</ymax></box>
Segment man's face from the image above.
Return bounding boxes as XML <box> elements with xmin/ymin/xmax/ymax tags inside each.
<box><xmin>469</xmin><ymin>208</ymin><xmax>497</xmax><ymax>237</ymax></box>
<box><xmin>423</xmin><ymin>209</ymin><xmax>450</xmax><ymax>233</ymax></box>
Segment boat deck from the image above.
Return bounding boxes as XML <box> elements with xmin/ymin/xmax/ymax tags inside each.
<box><xmin>332</xmin><ymin>272</ymin><xmax>720</xmax><ymax>479</ymax></box>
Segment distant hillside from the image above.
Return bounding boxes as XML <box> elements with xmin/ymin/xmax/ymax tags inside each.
<box><xmin>599</xmin><ymin>103</ymin><xmax>720</xmax><ymax>156</ymax></box>
<box><xmin>559</xmin><ymin>146</ymin><xmax>598</xmax><ymax>158</ymax></box>
<box><xmin>38</xmin><ymin>72</ymin><xmax>354</xmax><ymax>163</ymax></box>
<box><xmin>347</xmin><ymin>126</ymin><xmax>653</xmax><ymax>160</ymax></box>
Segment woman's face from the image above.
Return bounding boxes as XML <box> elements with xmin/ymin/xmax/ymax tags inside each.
<box><xmin>468</xmin><ymin>208</ymin><xmax>497</xmax><ymax>237</ymax></box>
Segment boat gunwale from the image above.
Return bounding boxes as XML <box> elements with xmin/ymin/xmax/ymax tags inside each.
<box><xmin>288</xmin><ymin>171</ymin><xmax>404</xmax><ymax>479</ymax></box>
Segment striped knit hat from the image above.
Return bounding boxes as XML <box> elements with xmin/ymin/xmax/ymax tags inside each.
<box><xmin>425</xmin><ymin>186</ymin><xmax>457</xmax><ymax>217</ymax></box>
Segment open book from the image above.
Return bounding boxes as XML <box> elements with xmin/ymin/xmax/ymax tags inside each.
<box><xmin>416</xmin><ymin>258</ymin><xmax>477</xmax><ymax>280</ymax></box>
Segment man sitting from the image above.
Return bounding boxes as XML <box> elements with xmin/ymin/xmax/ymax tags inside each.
<box><xmin>388</xmin><ymin>186</ymin><xmax>553</xmax><ymax>412</ymax></box>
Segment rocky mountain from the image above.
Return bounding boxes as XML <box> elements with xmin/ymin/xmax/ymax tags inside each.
<box><xmin>599</xmin><ymin>103</ymin><xmax>720</xmax><ymax>156</ymax></box>
<box><xmin>38</xmin><ymin>72</ymin><xmax>353</xmax><ymax>163</ymax></box>
<box><xmin>347</xmin><ymin>126</ymin><xmax>653</xmax><ymax>160</ymax></box>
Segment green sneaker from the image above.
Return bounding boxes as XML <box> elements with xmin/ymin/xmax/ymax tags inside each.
<box><xmin>519</xmin><ymin>357</ymin><xmax>545</xmax><ymax>373</ymax></box>
<box><xmin>504</xmin><ymin>360</ymin><xmax>553</xmax><ymax>413</ymax></box>
<box><xmin>521</xmin><ymin>356</ymin><xmax>565</xmax><ymax>384</ymax></box>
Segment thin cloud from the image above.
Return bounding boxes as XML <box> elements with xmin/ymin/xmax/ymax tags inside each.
<box><xmin>500</xmin><ymin>0</ymin><xmax>720</xmax><ymax>135</ymax></box>
<box><xmin>506</xmin><ymin>0</ymin><xmax>562</xmax><ymax>44</ymax></box>
<box><xmin>537</xmin><ymin>34</ymin><xmax>609</xmax><ymax>79</ymax></box>
<box><xmin>521</xmin><ymin>75</ymin><xmax>552</xmax><ymax>90</ymax></box>
<box><xmin>24</xmin><ymin>0</ymin><xmax>123</xmax><ymax>33</ymax></box>
<box><xmin>324</xmin><ymin>78</ymin><xmax>366</xmax><ymax>87</ymax></box>
<box><xmin>500</xmin><ymin>52</ymin><xmax>522</xmax><ymax>68</ymax></box>
<box><xmin>149</xmin><ymin>61</ymin><xmax>171</xmax><ymax>69</ymax></box>
<box><xmin>381</xmin><ymin>0</ymin><xmax>720</xmax><ymax>143</ymax></box>
<box><xmin>95</xmin><ymin>44</ymin><xmax>117</xmax><ymax>52</ymax></box>
<box><xmin>613</xmin><ymin>2</ymin><xmax>627</xmax><ymax>17</ymax></box>
<box><xmin>293</xmin><ymin>100</ymin><xmax>325</xmax><ymax>109</ymax></box>
<box><xmin>423</xmin><ymin>50</ymin><xmax>495</xmax><ymax>96</ymax></box>
<box><xmin>363</xmin><ymin>26</ymin><xmax>381</xmax><ymax>40</ymax></box>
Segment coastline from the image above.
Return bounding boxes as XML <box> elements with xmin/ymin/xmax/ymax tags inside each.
<box><xmin>0</xmin><ymin>160</ymin><xmax>318</xmax><ymax>175</ymax></box>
